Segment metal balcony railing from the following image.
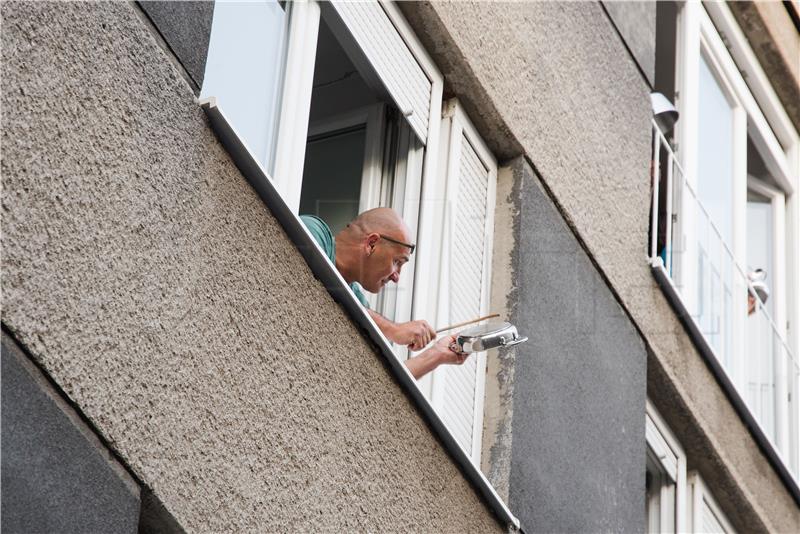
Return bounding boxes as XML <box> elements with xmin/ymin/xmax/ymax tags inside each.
<box><xmin>649</xmin><ymin>121</ymin><xmax>799</xmax><ymax>482</ymax></box>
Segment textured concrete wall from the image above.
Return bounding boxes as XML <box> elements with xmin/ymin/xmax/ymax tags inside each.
<box><xmin>138</xmin><ymin>1</ymin><xmax>214</xmax><ymax>93</ymax></box>
<box><xmin>506</xmin><ymin>158</ymin><xmax>646</xmax><ymax>533</ymax></box>
<box><xmin>601</xmin><ymin>1</ymin><xmax>656</xmax><ymax>86</ymax></box>
<box><xmin>2</xmin><ymin>333</ymin><xmax>141</xmax><ymax>533</ymax></box>
<box><xmin>400</xmin><ymin>1</ymin><xmax>799</xmax><ymax>532</ymax></box>
<box><xmin>0</xmin><ymin>2</ymin><xmax>502</xmax><ymax>532</ymax></box>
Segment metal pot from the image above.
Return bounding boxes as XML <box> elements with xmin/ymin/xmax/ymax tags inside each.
<box><xmin>453</xmin><ymin>321</ymin><xmax>528</xmax><ymax>354</ymax></box>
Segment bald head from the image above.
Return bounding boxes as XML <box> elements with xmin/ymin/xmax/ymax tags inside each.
<box><xmin>347</xmin><ymin>207</ymin><xmax>411</xmax><ymax>243</ymax></box>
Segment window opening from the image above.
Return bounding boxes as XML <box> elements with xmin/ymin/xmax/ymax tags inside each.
<box><xmin>299</xmin><ymin>16</ymin><xmax>423</xmax><ymax>332</ymax></box>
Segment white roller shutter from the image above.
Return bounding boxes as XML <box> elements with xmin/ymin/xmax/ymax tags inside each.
<box><xmin>431</xmin><ymin>100</ymin><xmax>497</xmax><ymax>463</ymax></box>
<box><xmin>326</xmin><ymin>0</ymin><xmax>432</xmax><ymax>143</ymax></box>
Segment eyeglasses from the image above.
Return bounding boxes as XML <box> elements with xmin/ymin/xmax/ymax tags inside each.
<box><xmin>379</xmin><ymin>234</ymin><xmax>415</xmax><ymax>254</ymax></box>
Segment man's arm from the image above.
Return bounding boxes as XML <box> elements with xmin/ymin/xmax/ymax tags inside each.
<box><xmin>367</xmin><ymin>309</ymin><xmax>436</xmax><ymax>351</ymax></box>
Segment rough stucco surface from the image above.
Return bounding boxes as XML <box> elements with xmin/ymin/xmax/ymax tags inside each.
<box><xmin>400</xmin><ymin>1</ymin><xmax>799</xmax><ymax>532</ymax></box>
<box><xmin>0</xmin><ymin>3</ymin><xmax>503</xmax><ymax>532</ymax></box>
<box><xmin>729</xmin><ymin>1</ymin><xmax>800</xmax><ymax>131</ymax></box>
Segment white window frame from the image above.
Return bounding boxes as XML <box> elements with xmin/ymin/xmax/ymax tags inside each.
<box><xmin>272</xmin><ymin>0</ymin><xmax>323</xmax><ymax>212</ymax></box>
<box><xmin>687</xmin><ymin>472</ymin><xmax>736</xmax><ymax>534</ymax></box>
<box><xmin>646</xmin><ymin>400</ymin><xmax>688</xmax><ymax>533</ymax></box>
<box><xmin>673</xmin><ymin>1</ymin><xmax>800</xmax><ymax>474</ymax></box>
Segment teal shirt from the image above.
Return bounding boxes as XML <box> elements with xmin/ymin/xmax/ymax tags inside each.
<box><xmin>300</xmin><ymin>215</ymin><xmax>370</xmax><ymax>308</ymax></box>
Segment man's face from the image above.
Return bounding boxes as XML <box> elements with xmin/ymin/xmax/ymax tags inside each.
<box><xmin>360</xmin><ymin>233</ymin><xmax>412</xmax><ymax>293</ymax></box>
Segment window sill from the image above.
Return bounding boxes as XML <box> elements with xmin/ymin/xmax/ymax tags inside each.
<box><xmin>199</xmin><ymin>97</ymin><xmax>521</xmax><ymax>532</ymax></box>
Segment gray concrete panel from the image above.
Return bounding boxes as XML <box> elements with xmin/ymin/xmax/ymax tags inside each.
<box><xmin>601</xmin><ymin>1</ymin><xmax>656</xmax><ymax>86</ymax></box>
<box><xmin>507</xmin><ymin>159</ymin><xmax>646</xmax><ymax>534</ymax></box>
<box><xmin>0</xmin><ymin>2</ymin><xmax>502</xmax><ymax>532</ymax></box>
<box><xmin>1</xmin><ymin>332</ymin><xmax>141</xmax><ymax>534</ymax></box>
<box><xmin>138</xmin><ymin>1</ymin><xmax>214</xmax><ymax>92</ymax></box>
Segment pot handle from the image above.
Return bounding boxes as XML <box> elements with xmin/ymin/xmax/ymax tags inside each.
<box><xmin>500</xmin><ymin>336</ymin><xmax>528</xmax><ymax>348</ymax></box>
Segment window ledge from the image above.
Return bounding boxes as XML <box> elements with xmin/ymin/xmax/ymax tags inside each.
<box><xmin>199</xmin><ymin>97</ymin><xmax>521</xmax><ymax>532</ymax></box>
<box><xmin>650</xmin><ymin>259</ymin><xmax>800</xmax><ymax>505</ymax></box>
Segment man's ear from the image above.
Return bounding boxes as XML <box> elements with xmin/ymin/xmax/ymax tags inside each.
<box><xmin>366</xmin><ymin>233</ymin><xmax>380</xmax><ymax>247</ymax></box>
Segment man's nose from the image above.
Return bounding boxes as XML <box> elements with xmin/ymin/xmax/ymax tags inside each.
<box><xmin>390</xmin><ymin>271</ymin><xmax>400</xmax><ymax>283</ymax></box>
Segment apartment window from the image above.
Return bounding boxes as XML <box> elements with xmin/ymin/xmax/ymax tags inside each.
<box><xmin>651</xmin><ymin>1</ymin><xmax>800</xmax><ymax>478</ymax></box>
<box><xmin>201</xmin><ymin>1</ymin><xmax>498</xmax><ymax>464</ymax></box>
<box><xmin>645</xmin><ymin>401</ymin><xmax>686</xmax><ymax>533</ymax></box>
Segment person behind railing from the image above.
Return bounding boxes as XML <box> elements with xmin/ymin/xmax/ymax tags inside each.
<box><xmin>747</xmin><ymin>268</ymin><xmax>770</xmax><ymax>316</ymax></box>
<box><xmin>301</xmin><ymin>208</ymin><xmax>469</xmax><ymax>379</ymax></box>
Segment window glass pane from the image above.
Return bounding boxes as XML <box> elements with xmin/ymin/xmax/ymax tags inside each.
<box><xmin>299</xmin><ymin>128</ymin><xmax>366</xmax><ymax>235</ymax></box>
<box><xmin>695</xmin><ymin>54</ymin><xmax>735</xmax><ymax>359</ymax></box>
<box><xmin>201</xmin><ymin>0</ymin><xmax>288</xmax><ymax>172</ymax></box>
<box><xmin>697</xmin><ymin>54</ymin><xmax>734</xmax><ymax>244</ymax></box>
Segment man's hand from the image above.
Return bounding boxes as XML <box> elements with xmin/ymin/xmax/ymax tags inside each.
<box><xmin>434</xmin><ymin>335</ymin><xmax>469</xmax><ymax>365</ymax></box>
<box><xmin>388</xmin><ymin>319</ymin><xmax>436</xmax><ymax>351</ymax></box>
<box><xmin>365</xmin><ymin>310</ymin><xmax>435</xmax><ymax>351</ymax></box>
<box><xmin>404</xmin><ymin>334</ymin><xmax>470</xmax><ymax>379</ymax></box>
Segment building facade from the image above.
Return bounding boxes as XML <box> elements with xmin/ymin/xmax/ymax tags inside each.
<box><xmin>2</xmin><ymin>1</ymin><xmax>798</xmax><ymax>532</ymax></box>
